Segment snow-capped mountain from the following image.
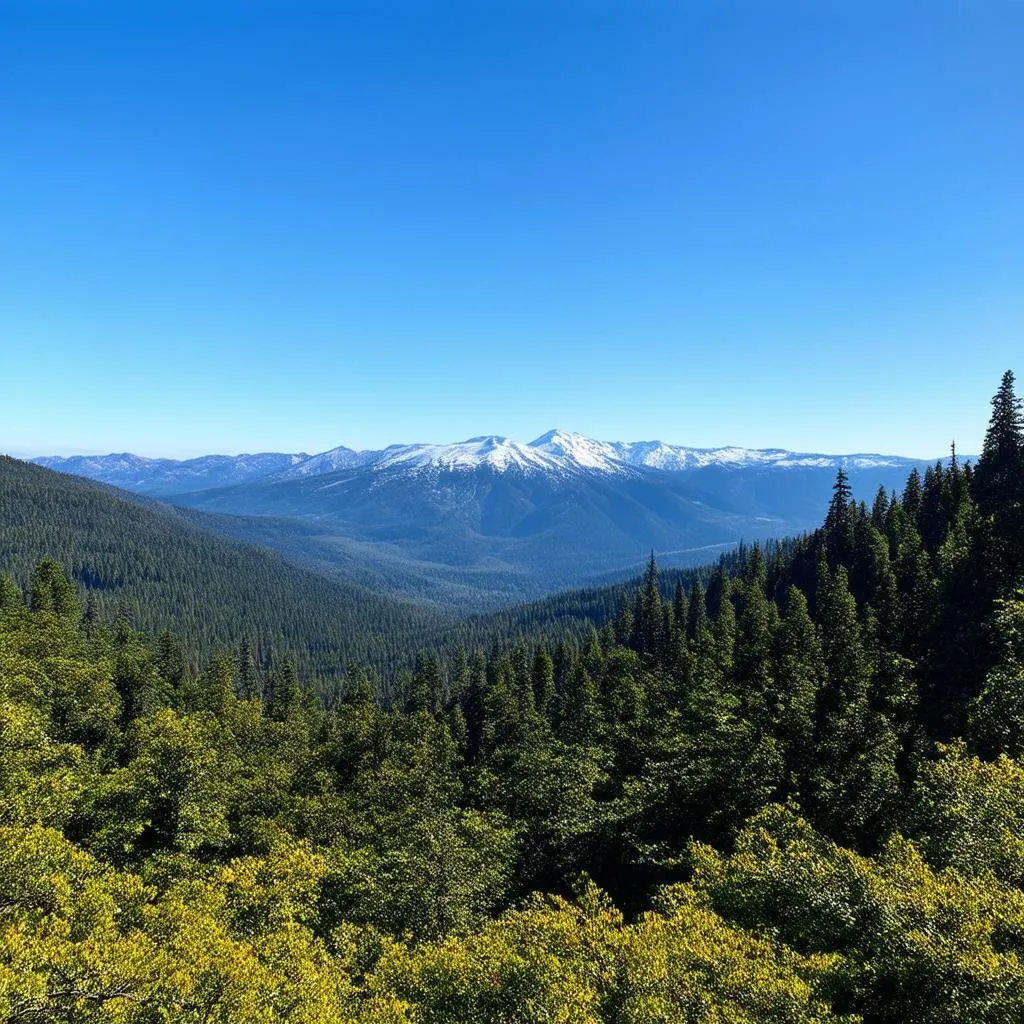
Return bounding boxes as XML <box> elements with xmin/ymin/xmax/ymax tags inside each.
<box><xmin>527</xmin><ymin>430</ymin><xmax>918</xmax><ymax>475</ymax></box>
<box><xmin>269</xmin><ymin>430</ymin><xmax>921</xmax><ymax>483</ymax></box>
<box><xmin>606</xmin><ymin>439</ymin><xmax>916</xmax><ymax>473</ymax></box>
<box><xmin>26</xmin><ymin>432</ymin><xmax>944</xmax><ymax>608</ymax></box>
<box><xmin>28</xmin><ymin>431</ymin><xmax>932</xmax><ymax>506</ymax></box>
<box><xmin>371</xmin><ymin>436</ymin><xmax>562</xmax><ymax>474</ymax></box>
<box><xmin>285</xmin><ymin>433</ymin><xmax>632</xmax><ymax>478</ymax></box>
<box><xmin>31</xmin><ymin>430</ymin><xmax>926</xmax><ymax>494</ymax></box>
<box><xmin>526</xmin><ymin>430</ymin><xmax>626</xmax><ymax>472</ymax></box>
<box><xmin>274</xmin><ymin>445</ymin><xmax>378</xmax><ymax>478</ymax></box>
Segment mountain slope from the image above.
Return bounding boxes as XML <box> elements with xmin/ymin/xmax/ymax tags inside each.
<box><xmin>30</xmin><ymin>430</ymin><xmax>929</xmax><ymax>492</ymax></box>
<box><xmin>168</xmin><ymin>456</ymin><xmax>927</xmax><ymax>607</ymax></box>
<box><xmin>32</xmin><ymin>451</ymin><xmax>310</xmax><ymax>496</ymax></box>
<box><xmin>0</xmin><ymin>457</ymin><xmax>445</xmax><ymax>676</ymax></box>
<box><xmin>29</xmin><ymin>434</ymin><xmax>941</xmax><ymax>608</ymax></box>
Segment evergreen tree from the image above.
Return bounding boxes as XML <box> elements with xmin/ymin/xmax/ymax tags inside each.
<box><xmin>974</xmin><ymin>369</ymin><xmax>1024</xmax><ymax>519</ymax></box>
<box><xmin>614</xmin><ymin>592</ymin><xmax>635</xmax><ymax>646</ymax></box>
<box><xmin>812</xmin><ymin>562</ymin><xmax>900</xmax><ymax>846</ymax></box>
<box><xmin>973</xmin><ymin>370</ymin><xmax>1024</xmax><ymax>598</ymax></box>
<box><xmin>236</xmin><ymin>636</ymin><xmax>257</xmax><ymax>699</ymax></box>
<box><xmin>734</xmin><ymin>574</ymin><xmax>777</xmax><ymax>720</ymax></box>
<box><xmin>113</xmin><ymin>623</ymin><xmax>169</xmax><ymax>722</ymax></box>
<box><xmin>344</xmin><ymin>664</ymin><xmax>376</xmax><ymax>706</ymax></box>
<box><xmin>268</xmin><ymin>657</ymin><xmax>300</xmax><ymax>721</ymax></box>
<box><xmin>408</xmin><ymin>649</ymin><xmax>443</xmax><ymax>713</ymax></box>
<box><xmin>683</xmin><ymin>580</ymin><xmax>725</xmax><ymax>723</ymax></box>
<box><xmin>29</xmin><ymin>559</ymin><xmax>79</xmax><ymax>620</ymax></box>
<box><xmin>600</xmin><ymin>646</ymin><xmax>646</xmax><ymax>731</ymax></box>
<box><xmin>201</xmin><ymin>653</ymin><xmax>238</xmax><ymax>716</ymax></box>
<box><xmin>902</xmin><ymin>467</ymin><xmax>923</xmax><ymax>521</ymax></box>
<box><xmin>917</xmin><ymin>462</ymin><xmax>947</xmax><ymax>556</ymax></box>
<box><xmin>557</xmin><ymin>654</ymin><xmax>602</xmax><ymax>747</ymax></box>
<box><xmin>0</xmin><ymin>574</ymin><xmax>24</xmax><ymax>613</ymax></box>
<box><xmin>686</xmin><ymin>581</ymin><xmax>710</xmax><ymax>641</ymax></box>
<box><xmin>450</xmin><ymin>645</ymin><xmax>471</xmax><ymax>704</ymax></box>
<box><xmin>463</xmin><ymin>649</ymin><xmax>488</xmax><ymax>762</ymax></box>
<box><xmin>156</xmin><ymin>626</ymin><xmax>186</xmax><ymax>692</ymax></box>
<box><xmin>710</xmin><ymin>570</ymin><xmax>736</xmax><ymax>683</ymax></box>
<box><xmin>531</xmin><ymin>646</ymin><xmax>556</xmax><ymax>718</ymax></box>
<box><xmin>482</xmin><ymin>653</ymin><xmax>522</xmax><ymax>754</ymax></box>
<box><xmin>446</xmin><ymin>703</ymin><xmax>468</xmax><ymax>754</ymax></box>
<box><xmin>771</xmin><ymin>587</ymin><xmax>823</xmax><ymax>784</ymax></box>
<box><xmin>672</xmin><ymin>580</ymin><xmax>688</xmax><ymax>630</ymax></box>
<box><xmin>968</xmin><ymin>593</ymin><xmax>1024</xmax><ymax>759</ymax></box>
<box><xmin>824</xmin><ymin>469</ymin><xmax>855</xmax><ymax>568</ymax></box>
<box><xmin>854</xmin><ymin>517</ymin><xmax>900</xmax><ymax>644</ymax></box>
<box><xmin>632</xmin><ymin>553</ymin><xmax>663</xmax><ymax>661</ymax></box>
<box><xmin>870</xmin><ymin>485</ymin><xmax>890</xmax><ymax>530</ymax></box>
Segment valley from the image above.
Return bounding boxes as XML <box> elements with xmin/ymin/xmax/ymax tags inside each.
<box><xmin>34</xmin><ymin>431</ymin><xmax>938</xmax><ymax>607</ymax></box>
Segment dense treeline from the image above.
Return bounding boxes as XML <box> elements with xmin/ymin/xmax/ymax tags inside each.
<box><xmin>0</xmin><ymin>457</ymin><xmax>447</xmax><ymax>679</ymax></box>
<box><xmin>0</xmin><ymin>453</ymin><xmax>757</xmax><ymax>690</ymax></box>
<box><xmin>0</xmin><ymin>456</ymin><xmax>711</xmax><ymax>684</ymax></box>
<box><xmin>439</xmin><ymin>549</ymin><xmax>750</xmax><ymax>650</ymax></box>
<box><xmin>1</xmin><ymin>370</ymin><xmax>1024</xmax><ymax>1022</ymax></box>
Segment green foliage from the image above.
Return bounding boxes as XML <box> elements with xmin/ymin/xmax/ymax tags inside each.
<box><xmin>969</xmin><ymin>592</ymin><xmax>1024</xmax><ymax>758</ymax></box>
<box><xmin>913</xmin><ymin>740</ymin><xmax>1024</xmax><ymax>885</ymax></box>
<box><xmin>690</xmin><ymin>804</ymin><xmax>1024</xmax><ymax>1024</ymax></box>
<box><xmin>0</xmin><ymin>455</ymin><xmax>445</xmax><ymax>683</ymax></box>
<box><xmin>1</xmin><ymin>370</ymin><xmax>1023</xmax><ymax>1022</ymax></box>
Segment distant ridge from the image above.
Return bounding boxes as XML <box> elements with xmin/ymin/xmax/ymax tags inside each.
<box><xmin>30</xmin><ymin>430</ymin><xmax>936</xmax><ymax>497</ymax></box>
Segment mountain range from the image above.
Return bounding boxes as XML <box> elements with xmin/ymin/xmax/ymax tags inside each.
<box><xmin>28</xmin><ymin>431</ymin><xmax>945</xmax><ymax>607</ymax></box>
<box><xmin>33</xmin><ymin>430</ymin><xmax>922</xmax><ymax>494</ymax></box>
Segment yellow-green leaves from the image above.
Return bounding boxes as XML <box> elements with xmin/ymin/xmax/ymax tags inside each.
<box><xmin>0</xmin><ymin>825</ymin><xmax>358</xmax><ymax>1024</ymax></box>
<box><xmin>914</xmin><ymin>740</ymin><xmax>1024</xmax><ymax>885</ymax></box>
<box><xmin>688</xmin><ymin>803</ymin><xmax>1024</xmax><ymax>1024</ymax></box>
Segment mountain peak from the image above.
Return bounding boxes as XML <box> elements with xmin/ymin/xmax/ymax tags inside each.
<box><xmin>529</xmin><ymin>428</ymin><xmax>573</xmax><ymax>444</ymax></box>
<box><xmin>32</xmin><ymin>436</ymin><xmax>939</xmax><ymax>496</ymax></box>
<box><xmin>374</xmin><ymin>435</ymin><xmax>558</xmax><ymax>474</ymax></box>
<box><xmin>528</xmin><ymin>430</ymin><xmax>622</xmax><ymax>472</ymax></box>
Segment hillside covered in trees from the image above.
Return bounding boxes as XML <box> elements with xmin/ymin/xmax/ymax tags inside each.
<box><xmin>0</xmin><ymin>456</ymin><xmax>449</xmax><ymax>679</ymax></box>
<box><xmin>0</xmin><ymin>453</ymin><xmax>772</xmax><ymax>688</ymax></box>
<box><xmin>1</xmin><ymin>370</ymin><xmax>1023</xmax><ymax>1022</ymax></box>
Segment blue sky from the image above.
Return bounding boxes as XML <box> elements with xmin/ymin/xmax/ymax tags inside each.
<box><xmin>1</xmin><ymin>2</ymin><xmax>1021</xmax><ymax>459</ymax></box>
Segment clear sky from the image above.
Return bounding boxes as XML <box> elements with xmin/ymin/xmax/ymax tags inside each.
<box><xmin>1</xmin><ymin>1</ymin><xmax>1021</xmax><ymax>459</ymax></box>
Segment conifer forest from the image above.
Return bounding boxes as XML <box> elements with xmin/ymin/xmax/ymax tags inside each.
<box><xmin>0</xmin><ymin>372</ymin><xmax>1022</xmax><ymax>1021</ymax></box>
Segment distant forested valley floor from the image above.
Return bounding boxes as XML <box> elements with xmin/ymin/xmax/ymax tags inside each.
<box><xmin>2</xmin><ymin>370</ymin><xmax>1024</xmax><ymax>1022</ymax></box>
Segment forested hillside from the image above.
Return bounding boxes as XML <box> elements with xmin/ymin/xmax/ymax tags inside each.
<box><xmin>0</xmin><ymin>456</ymin><xmax>724</xmax><ymax>686</ymax></box>
<box><xmin>1</xmin><ymin>370</ymin><xmax>1022</xmax><ymax>1022</ymax></box>
<box><xmin>0</xmin><ymin>457</ymin><xmax>446</xmax><ymax>679</ymax></box>
<box><xmin>0</xmin><ymin>456</ymin><xmax>722</xmax><ymax>685</ymax></box>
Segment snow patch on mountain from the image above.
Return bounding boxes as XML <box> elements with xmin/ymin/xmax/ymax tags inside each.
<box><xmin>373</xmin><ymin>436</ymin><xmax>564</xmax><ymax>474</ymax></box>
<box><xmin>285</xmin><ymin>431</ymin><xmax>920</xmax><ymax>479</ymax></box>
<box><xmin>277</xmin><ymin>446</ymin><xmax>379</xmax><ymax>478</ymax></box>
<box><xmin>31</xmin><ymin>452</ymin><xmax>311</xmax><ymax>495</ymax></box>
<box><xmin>607</xmin><ymin>442</ymin><xmax>915</xmax><ymax>472</ymax></box>
<box><xmin>32</xmin><ymin>434</ymin><xmax>934</xmax><ymax>494</ymax></box>
<box><xmin>527</xmin><ymin>430</ymin><xmax>623</xmax><ymax>472</ymax></box>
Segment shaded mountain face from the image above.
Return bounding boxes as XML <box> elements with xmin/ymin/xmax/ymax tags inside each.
<box><xmin>30</xmin><ymin>432</ymin><xmax>940</xmax><ymax>607</ymax></box>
